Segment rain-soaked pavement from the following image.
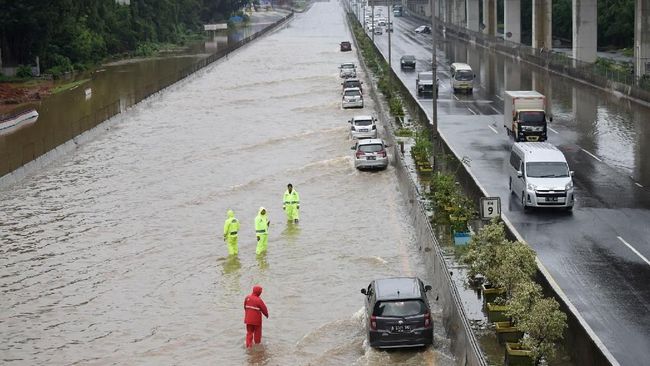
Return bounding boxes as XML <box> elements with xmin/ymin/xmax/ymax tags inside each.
<box><xmin>0</xmin><ymin>2</ymin><xmax>455</xmax><ymax>365</ymax></box>
<box><xmin>361</xmin><ymin>6</ymin><xmax>650</xmax><ymax>365</ymax></box>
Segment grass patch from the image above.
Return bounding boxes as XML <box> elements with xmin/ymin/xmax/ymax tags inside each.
<box><xmin>51</xmin><ymin>79</ymin><xmax>90</xmax><ymax>94</ymax></box>
<box><xmin>395</xmin><ymin>127</ymin><xmax>413</xmax><ymax>137</ymax></box>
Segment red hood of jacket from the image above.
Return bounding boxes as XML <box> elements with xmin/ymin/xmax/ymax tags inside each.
<box><xmin>252</xmin><ymin>285</ymin><xmax>263</xmax><ymax>296</ymax></box>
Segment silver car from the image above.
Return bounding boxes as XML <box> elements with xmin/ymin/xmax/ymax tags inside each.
<box><xmin>349</xmin><ymin>115</ymin><xmax>378</xmax><ymax>139</ymax></box>
<box><xmin>340</xmin><ymin>62</ymin><xmax>357</xmax><ymax>78</ymax></box>
<box><xmin>342</xmin><ymin>87</ymin><xmax>364</xmax><ymax>108</ymax></box>
<box><xmin>352</xmin><ymin>138</ymin><xmax>389</xmax><ymax>170</ymax></box>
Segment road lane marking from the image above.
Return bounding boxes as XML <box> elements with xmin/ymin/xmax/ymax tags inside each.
<box><xmin>548</xmin><ymin>127</ymin><xmax>558</xmax><ymax>134</ymax></box>
<box><xmin>488</xmin><ymin>125</ymin><xmax>499</xmax><ymax>134</ymax></box>
<box><xmin>489</xmin><ymin>105</ymin><xmax>500</xmax><ymax>114</ymax></box>
<box><xmin>617</xmin><ymin>236</ymin><xmax>650</xmax><ymax>266</ymax></box>
<box><xmin>635</xmin><ymin>182</ymin><xmax>644</xmax><ymax>188</ymax></box>
<box><xmin>453</xmin><ymin>94</ymin><xmax>459</xmax><ymax>101</ymax></box>
<box><xmin>495</xmin><ymin>95</ymin><xmax>503</xmax><ymax>101</ymax></box>
<box><xmin>468</xmin><ymin>107</ymin><xmax>477</xmax><ymax>115</ymax></box>
<box><xmin>581</xmin><ymin>148</ymin><xmax>602</xmax><ymax>162</ymax></box>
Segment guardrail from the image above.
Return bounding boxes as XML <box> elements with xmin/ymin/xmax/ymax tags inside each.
<box><xmin>0</xmin><ymin>11</ymin><xmax>294</xmax><ymax>179</ymax></box>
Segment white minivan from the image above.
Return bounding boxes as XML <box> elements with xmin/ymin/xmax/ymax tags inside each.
<box><xmin>509</xmin><ymin>142</ymin><xmax>575</xmax><ymax>211</ymax></box>
<box><xmin>450</xmin><ymin>62</ymin><xmax>475</xmax><ymax>94</ymax></box>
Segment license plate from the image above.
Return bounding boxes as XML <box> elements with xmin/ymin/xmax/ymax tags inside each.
<box><xmin>546</xmin><ymin>197</ymin><xmax>558</xmax><ymax>202</ymax></box>
<box><xmin>391</xmin><ymin>325</ymin><xmax>411</xmax><ymax>332</ymax></box>
<box><xmin>526</xmin><ymin>136</ymin><xmax>540</xmax><ymax>142</ymax></box>
<box><xmin>367</xmin><ymin>156</ymin><xmax>376</xmax><ymax>160</ymax></box>
<box><xmin>359</xmin><ymin>129</ymin><xmax>368</xmax><ymax>132</ymax></box>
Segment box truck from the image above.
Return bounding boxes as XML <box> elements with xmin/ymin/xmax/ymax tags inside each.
<box><xmin>504</xmin><ymin>91</ymin><xmax>552</xmax><ymax>142</ymax></box>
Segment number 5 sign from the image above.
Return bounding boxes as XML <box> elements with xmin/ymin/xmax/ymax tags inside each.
<box><xmin>480</xmin><ymin>197</ymin><xmax>501</xmax><ymax>220</ymax></box>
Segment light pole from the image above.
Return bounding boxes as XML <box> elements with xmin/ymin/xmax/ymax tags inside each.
<box><xmin>431</xmin><ymin>0</ymin><xmax>438</xmax><ymax>140</ymax></box>
<box><xmin>371</xmin><ymin>2</ymin><xmax>375</xmax><ymax>42</ymax></box>
<box><xmin>387</xmin><ymin>1</ymin><xmax>391</xmax><ymax>82</ymax></box>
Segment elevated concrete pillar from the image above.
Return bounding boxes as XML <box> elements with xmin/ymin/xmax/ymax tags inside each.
<box><xmin>504</xmin><ymin>60</ymin><xmax>521</xmax><ymax>90</ymax></box>
<box><xmin>446</xmin><ymin>0</ymin><xmax>453</xmax><ymax>24</ymax></box>
<box><xmin>453</xmin><ymin>0</ymin><xmax>466</xmax><ymax>26</ymax></box>
<box><xmin>467</xmin><ymin>0</ymin><xmax>480</xmax><ymax>31</ymax></box>
<box><xmin>504</xmin><ymin>0</ymin><xmax>521</xmax><ymax>43</ymax></box>
<box><xmin>532</xmin><ymin>0</ymin><xmax>552</xmax><ymax>50</ymax></box>
<box><xmin>572</xmin><ymin>0</ymin><xmax>597</xmax><ymax>63</ymax></box>
<box><xmin>482</xmin><ymin>0</ymin><xmax>497</xmax><ymax>36</ymax></box>
<box><xmin>635</xmin><ymin>0</ymin><xmax>650</xmax><ymax>77</ymax></box>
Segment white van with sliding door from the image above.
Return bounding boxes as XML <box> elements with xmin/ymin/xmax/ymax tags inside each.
<box><xmin>509</xmin><ymin>142</ymin><xmax>575</xmax><ymax>212</ymax></box>
<box><xmin>450</xmin><ymin>63</ymin><xmax>475</xmax><ymax>94</ymax></box>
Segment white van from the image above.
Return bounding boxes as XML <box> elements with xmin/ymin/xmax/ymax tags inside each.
<box><xmin>509</xmin><ymin>142</ymin><xmax>575</xmax><ymax>212</ymax></box>
<box><xmin>450</xmin><ymin>63</ymin><xmax>475</xmax><ymax>94</ymax></box>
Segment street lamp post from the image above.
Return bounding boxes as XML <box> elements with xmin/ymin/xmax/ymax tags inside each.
<box><xmin>387</xmin><ymin>0</ymin><xmax>391</xmax><ymax>83</ymax></box>
<box><xmin>371</xmin><ymin>2</ymin><xmax>375</xmax><ymax>42</ymax></box>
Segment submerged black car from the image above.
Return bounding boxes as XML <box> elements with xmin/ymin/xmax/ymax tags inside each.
<box><xmin>361</xmin><ymin>277</ymin><xmax>434</xmax><ymax>348</ymax></box>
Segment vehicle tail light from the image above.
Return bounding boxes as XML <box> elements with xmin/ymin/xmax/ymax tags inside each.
<box><xmin>372</xmin><ymin>125</ymin><xmax>376</xmax><ymax>130</ymax></box>
<box><xmin>377</xmin><ymin>150</ymin><xmax>386</xmax><ymax>157</ymax></box>
<box><xmin>356</xmin><ymin>150</ymin><xmax>365</xmax><ymax>158</ymax></box>
<box><xmin>370</xmin><ymin>316</ymin><xmax>377</xmax><ymax>330</ymax></box>
<box><xmin>424</xmin><ymin>312</ymin><xmax>431</xmax><ymax>327</ymax></box>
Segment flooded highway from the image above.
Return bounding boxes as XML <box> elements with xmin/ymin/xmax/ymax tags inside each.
<box><xmin>0</xmin><ymin>2</ymin><xmax>453</xmax><ymax>365</ymax></box>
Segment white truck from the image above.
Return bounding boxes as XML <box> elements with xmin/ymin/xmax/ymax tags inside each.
<box><xmin>503</xmin><ymin>91</ymin><xmax>552</xmax><ymax>142</ymax></box>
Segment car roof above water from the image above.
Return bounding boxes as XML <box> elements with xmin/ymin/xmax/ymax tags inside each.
<box><xmin>513</xmin><ymin>142</ymin><xmax>567</xmax><ymax>163</ymax></box>
<box><xmin>374</xmin><ymin>277</ymin><xmax>422</xmax><ymax>300</ymax></box>
<box><xmin>352</xmin><ymin>115</ymin><xmax>374</xmax><ymax>121</ymax></box>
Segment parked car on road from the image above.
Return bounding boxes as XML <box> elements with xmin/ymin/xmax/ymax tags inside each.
<box><xmin>348</xmin><ymin>115</ymin><xmax>378</xmax><ymax>139</ymax></box>
<box><xmin>340</xmin><ymin>41</ymin><xmax>352</xmax><ymax>52</ymax></box>
<box><xmin>400</xmin><ymin>55</ymin><xmax>416</xmax><ymax>70</ymax></box>
<box><xmin>414</xmin><ymin>25</ymin><xmax>431</xmax><ymax>34</ymax></box>
<box><xmin>351</xmin><ymin>138</ymin><xmax>389</xmax><ymax>170</ymax></box>
<box><xmin>342</xmin><ymin>78</ymin><xmax>363</xmax><ymax>94</ymax></box>
<box><xmin>339</xmin><ymin>62</ymin><xmax>357</xmax><ymax>78</ymax></box>
<box><xmin>361</xmin><ymin>277</ymin><xmax>434</xmax><ymax>348</ymax></box>
<box><xmin>342</xmin><ymin>87</ymin><xmax>364</xmax><ymax>109</ymax></box>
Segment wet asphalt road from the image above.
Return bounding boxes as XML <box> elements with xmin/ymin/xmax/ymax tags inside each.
<box><xmin>0</xmin><ymin>3</ymin><xmax>454</xmax><ymax>365</ymax></box>
<box><xmin>358</xmin><ymin>6</ymin><xmax>650</xmax><ymax>365</ymax></box>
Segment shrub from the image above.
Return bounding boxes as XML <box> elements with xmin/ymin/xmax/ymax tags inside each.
<box><xmin>16</xmin><ymin>65</ymin><xmax>33</xmax><ymax>78</ymax></box>
<box><xmin>389</xmin><ymin>97</ymin><xmax>404</xmax><ymax>117</ymax></box>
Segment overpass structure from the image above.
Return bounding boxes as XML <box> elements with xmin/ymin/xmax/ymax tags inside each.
<box><xmin>396</xmin><ymin>0</ymin><xmax>650</xmax><ymax>78</ymax></box>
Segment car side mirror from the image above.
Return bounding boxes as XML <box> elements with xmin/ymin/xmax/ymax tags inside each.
<box><xmin>517</xmin><ymin>170</ymin><xmax>523</xmax><ymax>178</ymax></box>
<box><xmin>549</xmin><ymin>116</ymin><xmax>553</xmax><ymax>122</ymax></box>
<box><xmin>351</xmin><ymin>146</ymin><xmax>356</xmax><ymax>150</ymax></box>
<box><xmin>424</xmin><ymin>285</ymin><xmax>432</xmax><ymax>292</ymax></box>
<box><xmin>570</xmin><ymin>171</ymin><xmax>575</xmax><ymax>177</ymax></box>
<box><xmin>361</xmin><ymin>288</ymin><xmax>367</xmax><ymax>295</ymax></box>
<box><xmin>384</xmin><ymin>144</ymin><xmax>391</xmax><ymax>148</ymax></box>
<box><xmin>348</xmin><ymin>120</ymin><xmax>352</xmax><ymax>123</ymax></box>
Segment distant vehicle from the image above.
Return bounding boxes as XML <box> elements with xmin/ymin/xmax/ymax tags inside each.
<box><xmin>348</xmin><ymin>115</ymin><xmax>378</xmax><ymax>139</ymax></box>
<box><xmin>393</xmin><ymin>7</ymin><xmax>403</xmax><ymax>17</ymax></box>
<box><xmin>416</xmin><ymin>71</ymin><xmax>437</xmax><ymax>97</ymax></box>
<box><xmin>374</xmin><ymin>27</ymin><xmax>383</xmax><ymax>35</ymax></box>
<box><xmin>342</xmin><ymin>78</ymin><xmax>363</xmax><ymax>94</ymax></box>
<box><xmin>509</xmin><ymin>142</ymin><xmax>575</xmax><ymax>212</ymax></box>
<box><xmin>342</xmin><ymin>87</ymin><xmax>364</xmax><ymax>109</ymax></box>
<box><xmin>414</xmin><ymin>25</ymin><xmax>431</xmax><ymax>34</ymax></box>
<box><xmin>339</xmin><ymin>62</ymin><xmax>357</xmax><ymax>78</ymax></box>
<box><xmin>361</xmin><ymin>277</ymin><xmax>434</xmax><ymax>348</ymax></box>
<box><xmin>351</xmin><ymin>138</ymin><xmax>389</xmax><ymax>170</ymax></box>
<box><xmin>400</xmin><ymin>55</ymin><xmax>416</xmax><ymax>70</ymax></box>
<box><xmin>504</xmin><ymin>91</ymin><xmax>551</xmax><ymax>142</ymax></box>
<box><xmin>340</xmin><ymin>41</ymin><xmax>352</xmax><ymax>52</ymax></box>
<box><xmin>450</xmin><ymin>62</ymin><xmax>475</xmax><ymax>94</ymax></box>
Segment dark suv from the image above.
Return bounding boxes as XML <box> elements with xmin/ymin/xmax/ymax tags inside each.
<box><xmin>341</xmin><ymin>78</ymin><xmax>363</xmax><ymax>94</ymax></box>
<box><xmin>360</xmin><ymin>277</ymin><xmax>434</xmax><ymax>348</ymax></box>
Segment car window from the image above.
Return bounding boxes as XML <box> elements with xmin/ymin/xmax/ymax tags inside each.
<box><xmin>374</xmin><ymin>300</ymin><xmax>426</xmax><ymax>317</ymax></box>
<box><xmin>345</xmin><ymin>81</ymin><xmax>360</xmax><ymax>88</ymax></box>
<box><xmin>359</xmin><ymin>144</ymin><xmax>383</xmax><ymax>153</ymax></box>
<box><xmin>419</xmin><ymin>73</ymin><xmax>433</xmax><ymax>80</ymax></box>
<box><xmin>526</xmin><ymin>162</ymin><xmax>569</xmax><ymax>178</ymax></box>
<box><xmin>344</xmin><ymin>90</ymin><xmax>361</xmax><ymax>97</ymax></box>
<box><xmin>354</xmin><ymin>119</ymin><xmax>373</xmax><ymax>126</ymax></box>
<box><xmin>455</xmin><ymin>70</ymin><xmax>473</xmax><ymax>81</ymax></box>
<box><xmin>519</xmin><ymin>111</ymin><xmax>545</xmax><ymax>124</ymax></box>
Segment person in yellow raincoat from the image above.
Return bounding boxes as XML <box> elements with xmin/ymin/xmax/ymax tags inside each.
<box><xmin>223</xmin><ymin>209</ymin><xmax>240</xmax><ymax>256</ymax></box>
<box><xmin>255</xmin><ymin>207</ymin><xmax>270</xmax><ymax>255</ymax></box>
<box><xmin>283</xmin><ymin>183</ymin><xmax>300</xmax><ymax>223</ymax></box>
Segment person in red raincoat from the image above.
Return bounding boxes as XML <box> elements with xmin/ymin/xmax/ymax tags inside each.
<box><xmin>244</xmin><ymin>285</ymin><xmax>269</xmax><ymax>348</ymax></box>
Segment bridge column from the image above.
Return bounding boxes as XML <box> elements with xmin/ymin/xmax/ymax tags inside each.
<box><xmin>532</xmin><ymin>0</ymin><xmax>552</xmax><ymax>50</ymax></box>
<box><xmin>504</xmin><ymin>0</ymin><xmax>521</xmax><ymax>43</ymax></box>
<box><xmin>572</xmin><ymin>0</ymin><xmax>597</xmax><ymax>63</ymax></box>
<box><xmin>467</xmin><ymin>0</ymin><xmax>480</xmax><ymax>31</ymax></box>
<box><xmin>635</xmin><ymin>0</ymin><xmax>650</xmax><ymax>77</ymax></box>
<box><xmin>482</xmin><ymin>0</ymin><xmax>497</xmax><ymax>36</ymax></box>
<box><xmin>504</xmin><ymin>60</ymin><xmax>521</xmax><ymax>90</ymax></box>
<box><xmin>453</xmin><ymin>0</ymin><xmax>466</xmax><ymax>26</ymax></box>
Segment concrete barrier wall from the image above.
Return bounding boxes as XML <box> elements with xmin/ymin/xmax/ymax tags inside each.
<box><xmin>345</xmin><ymin>10</ymin><xmax>487</xmax><ymax>366</ymax></box>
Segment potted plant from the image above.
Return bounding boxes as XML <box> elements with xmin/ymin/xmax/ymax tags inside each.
<box><xmin>495</xmin><ymin>321</ymin><xmax>524</xmax><ymax>345</ymax></box>
<box><xmin>461</xmin><ymin>220</ymin><xmax>508</xmax><ymax>297</ymax></box>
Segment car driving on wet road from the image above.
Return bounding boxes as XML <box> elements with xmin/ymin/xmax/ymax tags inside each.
<box><xmin>342</xmin><ymin>87</ymin><xmax>364</xmax><ymax>108</ymax></box>
<box><xmin>348</xmin><ymin>115</ymin><xmax>378</xmax><ymax>139</ymax></box>
<box><xmin>352</xmin><ymin>138</ymin><xmax>388</xmax><ymax>170</ymax></box>
<box><xmin>361</xmin><ymin>277</ymin><xmax>434</xmax><ymax>348</ymax></box>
